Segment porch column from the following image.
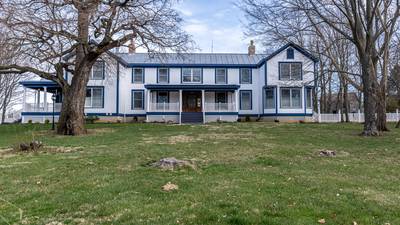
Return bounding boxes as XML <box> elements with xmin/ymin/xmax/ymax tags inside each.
<box><xmin>235</xmin><ymin>90</ymin><xmax>239</xmax><ymax>112</ymax></box>
<box><xmin>44</xmin><ymin>87</ymin><xmax>48</xmax><ymax>112</ymax></box>
<box><xmin>36</xmin><ymin>90</ymin><xmax>41</xmax><ymax>110</ymax></box>
<box><xmin>146</xmin><ymin>90</ymin><xmax>150</xmax><ymax>122</ymax></box>
<box><xmin>179</xmin><ymin>90</ymin><xmax>182</xmax><ymax>124</ymax></box>
<box><xmin>202</xmin><ymin>90</ymin><xmax>205</xmax><ymax>124</ymax></box>
<box><xmin>22</xmin><ymin>87</ymin><xmax>27</xmax><ymax>112</ymax></box>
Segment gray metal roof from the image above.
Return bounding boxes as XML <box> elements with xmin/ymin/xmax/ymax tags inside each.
<box><xmin>117</xmin><ymin>53</ymin><xmax>268</xmax><ymax>67</ymax></box>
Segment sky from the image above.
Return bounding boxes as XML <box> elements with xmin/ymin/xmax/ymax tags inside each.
<box><xmin>174</xmin><ymin>0</ymin><xmax>252</xmax><ymax>53</ymax></box>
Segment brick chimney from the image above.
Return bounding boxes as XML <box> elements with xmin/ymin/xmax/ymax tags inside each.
<box><xmin>128</xmin><ymin>39</ymin><xmax>136</xmax><ymax>54</ymax></box>
<box><xmin>248</xmin><ymin>40</ymin><xmax>256</xmax><ymax>55</ymax></box>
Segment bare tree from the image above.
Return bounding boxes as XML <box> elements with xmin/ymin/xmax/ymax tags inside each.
<box><xmin>0</xmin><ymin>28</ymin><xmax>27</xmax><ymax>124</ymax></box>
<box><xmin>0</xmin><ymin>0</ymin><xmax>192</xmax><ymax>135</ymax></box>
<box><xmin>240</xmin><ymin>0</ymin><xmax>400</xmax><ymax>136</ymax></box>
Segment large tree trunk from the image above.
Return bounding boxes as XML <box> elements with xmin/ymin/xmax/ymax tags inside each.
<box><xmin>376</xmin><ymin>91</ymin><xmax>389</xmax><ymax>131</ymax></box>
<box><xmin>343</xmin><ymin>82</ymin><xmax>350</xmax><ymax>122</ymax></box>
<box><xmin>56</xmin><ymin>66</ymin><xmax>91</xmax><ymax>135</ymax></box>
<box><xmin>361</xmin><ymin>59</ymin><xmax>379</xmax><ymax>136</ymax></box>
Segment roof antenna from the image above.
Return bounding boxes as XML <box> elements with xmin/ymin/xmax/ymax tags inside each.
<box><xmin>211</xmin><ymin>40</ymin><xmax>214</xmax><ymax>53</ymax></box>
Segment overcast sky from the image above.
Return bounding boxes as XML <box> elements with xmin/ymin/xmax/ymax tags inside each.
<box><xmin>175</xmin><ymin>0</ymin><xmax>252</xmax><ymax>53</ymax></box>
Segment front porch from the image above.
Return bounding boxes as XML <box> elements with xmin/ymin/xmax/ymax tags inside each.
<box><xmin>144</xmin><ymin>84</ymin><xmax>240</xmax><ymax>123</ymax></box>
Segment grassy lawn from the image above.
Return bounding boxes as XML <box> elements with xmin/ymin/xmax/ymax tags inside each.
<box><xmin>0</xmin><ymin>122</ymin><xmax>399</xmax><ymax>225</ymax></box>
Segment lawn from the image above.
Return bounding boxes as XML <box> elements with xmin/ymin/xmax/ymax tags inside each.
<box><xmin>0</xmin><ymin>122</ymin><xmax>399</xmax><ymax>225</ymax></box>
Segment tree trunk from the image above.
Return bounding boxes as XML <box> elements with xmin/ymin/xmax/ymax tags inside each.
<box><xmin>361</xmin><ymin>59</ymin><xmax>379</xmax><ymax>136</ymax></box>
<box><xmin>343</xmin><ymin>82</ymin><xmax>350</xmax><ymax>122</ymax></box>
<box><xmin>1</xmin><ymin>99</ymin><xmax>6</xmax><ymax>124</ymax></box>
<box><xmin>376</xmin><ymin>90</ymin><xmax>389</xmax><ymax>131</ymax></box>
<box><xmin>56</xmin><ymin>65</ymin><xmax>91</xmax><ymax>135</ymax></box>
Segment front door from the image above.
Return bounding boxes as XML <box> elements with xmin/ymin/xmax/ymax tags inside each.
<box><xmin>182</xmin><ymin>91</ymin><xmax>202</xmax><ymax>112</ymax></box>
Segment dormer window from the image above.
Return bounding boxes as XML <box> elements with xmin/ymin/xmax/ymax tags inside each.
<box><xmin>91</xmin><ymin>61</ymin><xmax>105</xmax><ymax>80</ymax></box>
<box><xmin>279</xmin><ymin>62</ymin><xmax>302</xmax><ymax>80</ymax></box>
<box><xmin>287</xmin><ymin>48</ymin><xmax>294</xmax><ymax>59</ymax></box>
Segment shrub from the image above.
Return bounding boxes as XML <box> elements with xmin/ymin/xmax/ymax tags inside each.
<box><xmin>28</xmin><ymin>120</ymin><xmax>32</xmax><ymax>124</ymax></box>
<box><xmin>274</xmin><ymin>119</ymin><xmax>280</xmax><ymax>123</ymax></box>
<box><xmin>85</xmin><ymin>115</ymin><xmax>99</xmax><ymax>124</ymax></box>
<box><xmin>44</xmin><ymin>119</ymin><xmax>50</xmax><ymax>124</ymax></box>
<box><xmin>245</xmin><ymin>116</ymin><xmax>251</xmax><ymax>122</ymax></box>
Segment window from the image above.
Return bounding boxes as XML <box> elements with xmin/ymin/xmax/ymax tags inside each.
<box><xmin>240</xmin><ymin>90</ymin><xmax>252</xmax><ymax>110</ymax></box>
<box><xmin>158</xmin><ymin>68</ymin><xmax>169</xmax><ymax>83</ymax></box>
<box><xmin>279</xmin><ymin>62</ymin><xmax>302</xmax><ymax>80</ymax></box>
<box><xmin>182</xmin><ymin>68</ymin><xmax>202</xmax><ymax>83</ymax></box>
<box><xmin>85</xmin><ymin>87</ymin><xmax>104</xmax><ymax>108</ymax></box>
<box><xmin>157</xmin><ymin>91</ymin><xmax>168</xmax><ymax>103</ymax></box>
<box><xmin>132</xmin><ymin>90</ymin><xmax>144</xmax><ymax>110</ymax></box>
<box><xmin>215</xmin><ymin>68</ymin><xmax>227</xmax><ymax>84</ymax></box>
<box><xmin>287</xmin><ymin>48</ymin><xmax>294</xmax><ymax>59</ymax></box>
<box><xmin>91</xmin><ymin>61</ymin><xmax>104</xmax><ymax>80</ymax></box>
<box><xmin>306</xmin><ymin>88</ymin><xmax>313</xmax><ymax>108</ymax></box>
<box><xmin>132</xmin><ymin>68</ymin><xmax>144</xmax><ymax>83</ymax></box>
<box><xmin>215</xmin><ymin>92</ymin><xmax>227</xmax><ymax>103</ymax></box>
<box><xmin>265</xmin><ymin>88</ymin><xmax>275</xmax><ymax>109</ymax></box>
<box><xmin>280</xmin><ymin>88</ymin><xmax>302</xmax><ymax>109</ymax></box>
<box><xmin>240</xmin><ymin>68</ymin><xmax>252</xmax><ymax>84</ymax></box>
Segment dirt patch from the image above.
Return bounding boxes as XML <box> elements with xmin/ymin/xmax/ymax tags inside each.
<box><xmin>0</xmin><ymin>146</ymin><xmax>83</xmax><ymax>158</ymax></box>
<box><xmin>168</xmin><ymin>135</ymin><xmax>197</xmax><ymax>144</ymax></box>
<box><xmin>361</xmin><ymin>188</ymin><xmax>400</xmax><ymax>206</ymax></box>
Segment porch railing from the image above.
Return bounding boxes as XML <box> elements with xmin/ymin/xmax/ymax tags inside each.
<box><xmin>149</xmin><ymin>102</ymin><xmax>180</xmax><ymax>112</ymax></box>
<box><xmin>24</xmin><ymin>103</ymin><xmax>62</xmax><ymax>112</ymax></box>
<box><xmin>204</xmin><ymin>103</ymin><xmax>236</xmax><ymax>112</ymax></box>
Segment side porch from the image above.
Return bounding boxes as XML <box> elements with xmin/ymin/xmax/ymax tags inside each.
<box><xmin>144</xmin><ymin>85</ymin><xmax>240</xmax><ymax>123</ymax></box>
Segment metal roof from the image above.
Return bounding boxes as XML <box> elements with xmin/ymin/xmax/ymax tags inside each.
<box><xmin>117</xmin><ymin>53</ymin><xmax>268</xmax><ymax>67</ymax></box>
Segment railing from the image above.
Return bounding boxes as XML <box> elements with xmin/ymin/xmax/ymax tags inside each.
<box><xmin>204</xmin><ymin>103</ymin><xmax>236</xmax><ymax>112</ymax></box>
<box><xmin>24</xmin><ymin>103</ymin><xmax>62</xmax><ymax>112</ymax></box>
<box><xmin>148</xmin><ymin>102</ymin><xmax>180</xmax><ymax>112</ymax></box>
<box><xmin>314</xmin><ymin>111</ymin><xmax>400</xmax><ymax>123</ymax></box>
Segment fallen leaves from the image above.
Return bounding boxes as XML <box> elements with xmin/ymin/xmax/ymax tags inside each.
<box><xmin>162</xmin><ymin>182</ymin><xmax>178</xmax><ymax>192</ymax></box>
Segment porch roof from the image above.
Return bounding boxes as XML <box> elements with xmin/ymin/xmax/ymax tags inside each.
<box><xmin>144</xmin><ymin>84</ymin><xmax>240</xmax><ymax>91</ymax></box>
<box><xmin>19</xmin><ymin>80</ymin><xmax>61</xmax><ymax>92</ymax></box>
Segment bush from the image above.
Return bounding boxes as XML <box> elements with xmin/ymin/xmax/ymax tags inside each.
<box><xmin>28</xmin><ymin>120</ymin><xmax>32</xmax><ymax>124</ymax></box>
<box><xmin>85</xmin><ymin>115</ymin><xmax>99</xmax><ymax>124</ymax></box>
<box><xmin>44</xmin><ymin>119</ymin><xmax>50</xmax><ymax>124</ymax></box>
<box><xmin>245</xmin><ymin>116</ymin><xmax>251</xmax><ymax>122</ymax></box>
<box><xmin>274</xmin><ymin>119</ymin><xmax>280</xmax><ymax>123</ymax></box>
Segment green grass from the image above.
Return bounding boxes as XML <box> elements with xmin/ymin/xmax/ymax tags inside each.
<box><xmin>0</xmin><ymin>122</ymin><xmax>399</xmax><ymax>225</ymax></box>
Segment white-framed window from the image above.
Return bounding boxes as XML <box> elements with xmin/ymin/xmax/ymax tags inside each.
<box><xmin>132</xmin><ymin>90</ymin><xmax>144</xmax><ymax>110</ymax></box>
<box><xmin>240</xmin><ymin>68</ymin><xmax>252</xmax><ymax>84</ymax></box>
<box><xmin>132</xmin><ymin>68</ymin><xmax>144</xmax><ymax>83</ymax></box>
<box><xmin>306</xmin><ymin>88</ymin><xmax>313</xmax><ymax>108</ymax></box>
<box><xmin>265</xmin><ymin>88</ymin><xmax>275</xmax><ymax>109</ymax></box>
<box><xmin>215</xmin><ymin>68</ymin><xmax>227</xmax><ymax>84</ymax></box>
<box><xmin>157</xmin><ymin>91</ymin><xmax>168</xmax><ymax>103</ymax></box>
<box><xmin>182</xmin><ymin>68</ymin><xmax>202</xmax><ymax>83</ymax></box>
<box><xmin>157</xmin><ymin>68</ymin><xmax>169</xmax><ymax>83</ymax></box>
<box><xmin>85</xmin><ymin>87</ymin><xmax>104</xmax><ymax>108</ymax></box>
<box><xmin>279</xmin><ymin>62</ymin><xmax>302</xmax><ymax>80</ymax></box>
<box><xmin>91</xmin><ymin>61</ymin><xmax>105</xmax><ymax>80</ymax></box>
<box><xmin>280</xmin><ymin>88</ymin><xmax>302</xmax><ymax>109</ymax></box>
<box><xmin>240</xmin><ymin>90</ymin><xmax>252</xmax><ymax>110</ymax></box>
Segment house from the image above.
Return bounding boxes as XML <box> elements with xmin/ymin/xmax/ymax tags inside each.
<box><xmin>20</xmin><ymin>42</ymin><xmax>317</xmax><ymax>123</ymax></box>
<box><xmin>0</xmin><ymin>109</ymin><xmax>22</xmax><ymax>124</ymax></box>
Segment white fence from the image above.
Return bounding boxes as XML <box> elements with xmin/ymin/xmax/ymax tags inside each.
<box><xmin>204</xmin><ymin>103</ymin><xmax>236</xmax><ymax>112</ymax></box>
<box><xmin>24</xmin><ymin>103</ymin><xmax>62</xmax><ymax>112</ymax></box>
<box><xmin>148</xmin><ymin>103</ymin><xmax>180</xmax><ymax>112</ymax></box>
<box><xmin>315</xmin><ymin>110</ymin><xmax>400</xmax><ymax>123</ymax></box>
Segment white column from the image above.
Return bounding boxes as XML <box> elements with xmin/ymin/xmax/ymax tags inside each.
<box><xmin>146</xmin><ymin>90</ymin><xmax>150</xmax><ymax>122</ymax></box>
<box><xmin>22</xmin><ymin>87</ymin><xmax>27</xmax><ymax>112</ymax></box>
<box><xmin>397</xmin><ymin>109</ymin><xmax>399</xmax><ymax>121</ymax></box>
<box><xmin>36</xmin><ymin>90</ymin><xmax>41</xmax><ymax>110</ymax></box>
<box><xmin>338</xmin><ymin>110</ymin><xmax>341</xmax><ymax>123</ymax></box>
<box><xmin>179</xmin><ymin>90</ymin><xmax>182</xmax><ymax>124</ymax></box>
<box><xmin>317</xmin><ymin>104</ymin><xmax>321</xmax><ymax>123</ymax></box>
<box><xmin>44</xmin><ymin>87</ymin><xmax>48</xmax><ymax>112</ymax></box>
<box><xmin>235</xmin><ymin>90</ymin><xmax>239</xmax><ymax>112</ymax></box>
<box><xmin>202</xmin><ymin>90</ymin><xmax>205</xmax><ymax>124</ymax></box>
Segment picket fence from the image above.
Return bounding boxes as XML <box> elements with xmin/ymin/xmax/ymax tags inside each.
<box><xmin>314</xmin><ymin>109</ymin><xmax>400</xmax><ymax>123</ymax></box>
